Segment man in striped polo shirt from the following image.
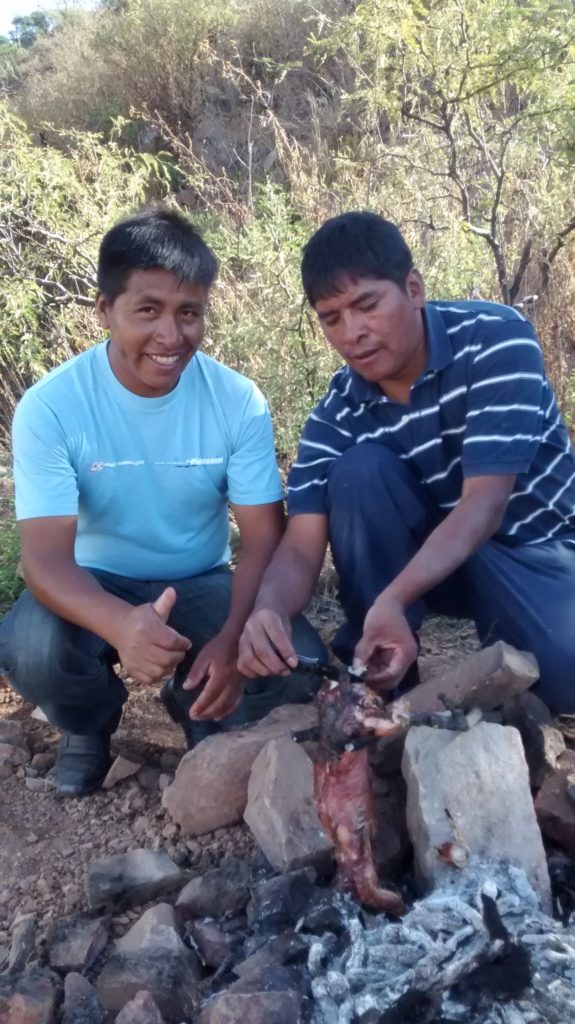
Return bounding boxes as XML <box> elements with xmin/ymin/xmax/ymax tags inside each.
<box><xmin>238</xmin><ymin>211</ymin><xmax>575</xmax><ymax>713</ymax></box>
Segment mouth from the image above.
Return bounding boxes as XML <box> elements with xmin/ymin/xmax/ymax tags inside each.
<box><xmin>147</xmin><ymin>353</ymin><xmax>183</xmax><ymax>370</ymax></box>
<box><xmin>352</xmin><ymin>348</ymin><xmax>380</xmax><ymax>365</ymax></box>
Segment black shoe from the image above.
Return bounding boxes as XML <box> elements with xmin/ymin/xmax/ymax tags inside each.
<box><xmin>56</xmin><ymin>732</ymin><xmax>112</xmax><ymax>796</ymax></box>
<box><xmin>55</xmin><ymin>707</ymin><xmax>122</xmax><ymax>797</ymax></box>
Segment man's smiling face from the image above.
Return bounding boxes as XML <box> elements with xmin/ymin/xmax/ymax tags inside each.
<box><xmin>314</xmin><ymin>271</ymin><xmax>427</xmax><ymax>393</ymax></box>
<box><xmin>96</xmin><ymin>267</ymin><xmax>208</xmax><ymax>397</ymax></box>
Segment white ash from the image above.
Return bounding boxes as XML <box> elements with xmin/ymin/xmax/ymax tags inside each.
<box><xmin>302</xmin><ymin>859</ymin><xmax>575</xmax><ymax>1024</ymax></box>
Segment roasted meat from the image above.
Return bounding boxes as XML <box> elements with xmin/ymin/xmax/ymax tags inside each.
<box><xmin>314</xmin><ymin>678</ymin><xmax>406</xmax><ymax>916</ymax></box>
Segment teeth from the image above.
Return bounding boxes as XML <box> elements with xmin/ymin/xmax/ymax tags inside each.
<box><xmin>149</xmin><ymin>354</ymin><xmax>179</xmax><ymax>366</ymax></box>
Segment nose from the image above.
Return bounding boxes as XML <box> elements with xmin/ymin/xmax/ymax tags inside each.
<box><xmin>341</xmin><ymin>309</ymin><xmax>368</xmax><ymax>347</ymax></box>
<box><xmin>154</xmin><ymin>315</ymin><xmax>181</xmax><ymax>347</ymax></box>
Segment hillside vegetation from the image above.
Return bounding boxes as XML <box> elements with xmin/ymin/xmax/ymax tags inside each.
<box><xmin>1</xmin><ymin>0</ymin><xmax>575</xmax><ymax>454</ymax></box>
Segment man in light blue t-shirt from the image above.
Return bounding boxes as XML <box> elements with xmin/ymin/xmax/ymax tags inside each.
<box><xmin>0</xmin><ymin>208</ymin><xmax>324</xmax><ymax>796</ymax></box>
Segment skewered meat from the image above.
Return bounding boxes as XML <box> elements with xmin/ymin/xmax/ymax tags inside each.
<box><xmin>314</xmin><ymin>678</ymin><xmax>407</xmax><ymax>916</ymax></box>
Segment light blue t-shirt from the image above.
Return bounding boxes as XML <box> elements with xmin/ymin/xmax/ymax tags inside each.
<box><xmin>13</xmin><ymin>343</ymin><xmax>284</xmax><ymax>579</ymax></box>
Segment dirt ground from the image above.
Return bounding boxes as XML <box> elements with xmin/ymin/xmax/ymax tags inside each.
<box><xmin>0</xmin><ymin>602</ymin><xmax>479</xmax><ymax>964</ymax></box>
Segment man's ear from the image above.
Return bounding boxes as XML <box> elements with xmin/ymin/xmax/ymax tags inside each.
<box><xmin>406</xmin><ymin>269</ymin><xmax>426</xmax><ymax>309</ymax></box>
<box><xmin>94</xmin><ymin>292</ymin><xmax>110</xmax><ymax>329</ymax></box>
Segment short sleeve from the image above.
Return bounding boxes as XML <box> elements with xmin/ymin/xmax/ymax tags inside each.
<box><xmin>226</xmin><ymin>383</ymin><xmax>284</xmax><ymax>505</ymax></box>
<box><xmin>287</xmin><ymin>382</ymin><xmax>355</xmax><ymax>516</ymax></box>
<box><xmin>462</xmin><ymin>323</ymin><xmax>546</xmax><ymax>477</ymax></box>
<box><xmin>287</xmin><ymin>416</ymin><xmax>336</xmax><ymax>516</ymax></box>
<box><xmin>12</xmin><ymin>391</ymin><xmax>79</xmax><ymax>520</ymax></box>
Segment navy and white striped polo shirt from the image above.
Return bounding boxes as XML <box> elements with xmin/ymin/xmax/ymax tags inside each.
<box><xmin>287</xmin><ymin>299</ymin><xmax>575</xmax><ymax>546</ymax></box>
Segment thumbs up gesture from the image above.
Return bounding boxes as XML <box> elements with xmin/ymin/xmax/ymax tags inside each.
<box><xmin>115</xmin><ymin>586</ymin><xmax>191</xmax><ymax>686</ymax></box>
<box><xmin>152</xmin><ymin>586</ymin><xmax>177</xmax><ymax>624</ymax></box>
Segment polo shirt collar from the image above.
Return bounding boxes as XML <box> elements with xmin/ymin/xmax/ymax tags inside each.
<box><xmin>347</xmin><ymin>302</ymin><xmax>454</xmax><ymax>403</ymax></box>
<box><xmin>423</xmin><ymin>302</ymin><xmax>454</xmax><ymax>374</ymax></box>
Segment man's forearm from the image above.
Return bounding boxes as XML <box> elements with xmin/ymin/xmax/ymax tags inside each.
<box><xmin>22</xmin><ymin>556</ymin><xmax>132</xmax><ymax>650</ymax></box>
<box><xmin>255</xmin><ymin>545</ymin><xmax>321</xmax><ymax>620</ymax></box>
<box><xmin>385</xmin><ymin>489</ymin><xmax>506</xmax><ymax>610</ymax></box>
<box><xmin>220</xmin><ymin>545</ymin><xmax>284</xmax><ymax>642</ymax></box>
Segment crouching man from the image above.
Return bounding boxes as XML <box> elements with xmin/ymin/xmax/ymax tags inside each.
<box><xmin>0</xmin><ymin>207</ymin><xmax>325</xmax><ymax>796</ymax></box>
<box><xmin>238</xmin><ymin>211</ymin><xmax>575</xmax><ymax>713</ymax></box>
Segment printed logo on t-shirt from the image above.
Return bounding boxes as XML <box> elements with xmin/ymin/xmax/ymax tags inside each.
<box><xmin>89</xmin><ymin>457</ymin><xmax>224</xmax><ymax>471</ymax></box>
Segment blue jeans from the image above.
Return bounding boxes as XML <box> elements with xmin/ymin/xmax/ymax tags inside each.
<box><xmin>0</xmin><ymin>566</ymin><xmax>327</xmax><ymax>735</ymax></box>
<box><xmin>327</xmin><ymin>443</ymin><xmax>575</xmax><ymax>714</ymax></box>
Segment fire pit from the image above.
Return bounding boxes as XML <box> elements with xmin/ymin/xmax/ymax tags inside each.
<box><xmin>2</xmin><ymin>642</ymin><xmax>575</xmax><ymax>1023</ymax></box>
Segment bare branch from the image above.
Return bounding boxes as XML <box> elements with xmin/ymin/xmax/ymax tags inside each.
<box><xmin>0</xmin><ymin>271</ymin><xmax>95</xmax><ymax>307</ymax></box>
<box><xmin>540</xmin><ymin>216</ymin><xmax>575</xmax><ymax>295</ymax></box>
<box><xmin>508</xmin><ymin>240</ymin><xmax>533</xmax><ymax>306</ymax></box>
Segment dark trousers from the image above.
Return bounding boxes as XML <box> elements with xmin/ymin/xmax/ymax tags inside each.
<box><xmin>327</xmin><ymin>443</ymin><xmax>575</xmax><ymax>714</ymax></box>
<box><xmin>0</xmin><ymin>566</ymin><xmax>327</xmax><ymax>735</ymax></box>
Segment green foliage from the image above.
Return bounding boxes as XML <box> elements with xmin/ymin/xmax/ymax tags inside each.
<box><xmin>1</xmin><ymin>0</ymin><xmax>575</xmax><ymax>462</ymax></box>
<box><xmin>0</xmin><ymin>36</ymin><xmax>24</xmax><ymax>82</ymax></box>
<box><xmin>206</xmin><ymin>183</ymin><xmax>340</xmax><ymax>453</ymax></box>
<box><xmin>315</xmin><ymin>0</ymin><xmax>575</xmax><ymax>303</ymax></box>
<box><xmin>9</xmin><ymin>11</ymin><xmax>54</xmax><ymax>48</ymax></box>
<box><xmin>10</xmin><ymin>0</ymin><xmax>342</xmax><ymax>137</ymax></box>
<box><xmin>0</xmin><ymin>102</ymin><xmax>174</xmax><ymax>442</ymax></box>
<box><xmin>12</xmin><ymin>0</ymin><xmax>239</xmax><ymax>134</ymax></box>
<box><xmin>0</xmin><ymin>502</ymin><xmax>23</xmax><ymax>615</ymax></box>
<box><xmin>0</xmin><ymin>99</ymin><xmax>335</xmax><ymax>455</ymax></box>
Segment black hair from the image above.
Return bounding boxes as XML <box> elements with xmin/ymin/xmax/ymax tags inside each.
<box><xmin>301</xmin><ymin>211</ymin><xmax>414</xmax><ymax>306</ymax></box>
<box><xmin>97</xmin><ymin>207</ymin><xmax>218</xmax><ymax>303</ymax></box>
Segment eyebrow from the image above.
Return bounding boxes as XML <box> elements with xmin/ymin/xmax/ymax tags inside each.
<box><xmin>317</xmin><ymin>289</ymin><xmax>379</xmax><ymax>320</ymax></box>
<box><xmin>134</xmin><ymin>294</ymin><xmax>205</xmax><ymax>311</ymax></box>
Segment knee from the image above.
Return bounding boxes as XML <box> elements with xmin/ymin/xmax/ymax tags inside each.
<box><xmin>291</xmin><ymin>614</ymin><xmax>328</xmax><ymax>663</ymax></box>
<box><xmin>6</xmin><ymin>599</ymin><xmax>71</xmax><ymax>702</ymax></box>
<box><xmin>12</xmin><ymin>648</ymin><xmax>63</xmax><ymax>705</ymax></box>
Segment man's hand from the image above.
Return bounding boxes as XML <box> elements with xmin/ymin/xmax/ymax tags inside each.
<box><xmin>116</xmin><ymin>587</ymin><xmax>191</xmax><ymax>685</ymax></box>
<box><xmin>183</xmin><ymin>632</ymin><xmax>245</xmax><ymax>721</ymax></box>
<box><xmin>238</xmin><ymin>609</ymin><xmax>297</xmax><ymax>678</ymax></box>
<box><xmin>354</xmin><ymin>593</ymin><xmax>418</xmax><ymax>691</ymax></box>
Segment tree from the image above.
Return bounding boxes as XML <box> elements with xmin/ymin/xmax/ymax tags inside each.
<box><xmin>9</xmin><ymin>11</ymin><xmax>54</xmax><ymax>48</ymax></box>
<box><xmin>318</xmin><ymin>0</ymin><xmax>575</xmax><ymax>304</ymax></box>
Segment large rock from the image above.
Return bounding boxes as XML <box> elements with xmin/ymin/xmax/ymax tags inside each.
<box><xmin>0</xmin><ymin>742</ymin><xmax>31</xmax><ymax>767</ymax></box>
<box><xmin>0</xmin><ymin>720</ymin><xmax>28</xmax><ymax>747</ymax></box>
<box><xmin>115</xmin><ymin>903</ymin><xmax>185</xmax><ymax>956</ymax></box>
<box><xmin>0</xmin><ymin>967</ymin><xmax>60</xmax><ymax>1024</ymax></box>
<box><xmin>49</xmin><ymin>914</ymin><xmax>109</xmax><ymax>973</ymax></box>
<box><xmin>199</xmin><ymin>965</ymin><xmax>302</xmax><ymax>1024</ymax></box>
<box><xmin>163</xmin><ymin>704</ymin><xmax>317</xmax><ymax>835</ymax></box>
<box><xmin>176</xmin><ymin>856</ymin><xmax>251</xmax><ymax>920</ymax></box>
<box><xmin>372</xmin><ymin>641</ymin><xmax>539</xmax><ymax>777</ymax></box>
<box><xmin>86</xmin><ymin>849</ymin><xmax>182</xmax><ymax>910</ymax></box>
<box><xmin>103</xmin><ymin>755</ymin><xmax>142</xmax><ymax>789</ymax></box>
<box><xmin>8</xmin><ymin>915</ymin><xmax>37</xmax><ymax>973</ymax></box>
<box><xmin>372</xmin><ymin>772</ymin><xmax>410</xmax><ymax>875</ymax></box>
<box><xmin>394</xmin><ymin>640</ymin><xmax>538</xmax><ymax>718</ymax></box>
<box><xmin>186</xmin><ymin>920</ymin><xmax>239</xmax><ymax>969</ymax></box>
<box><xmin>402</xmin><ymin>720</ymin><xmax>551</xmax><ymax>910</ymax></box>
<box><xmin>96</xmin><ymin>951</ymin><xmax>200</xmax><ymax>1021</ymax></box>
<box><xmin>198</xmin><ymin>989</ymin><xmax>302</xmax><ymax>1024</ymax></box>
<box><xmin>233</xmin><ymin>932</ymin><xmax>309</xmax><ymax>979</ymax></box>
<box><xmin>246</xmin><ymin>868</ymin><xmax>317</xmax><ymax>930</ymax></box>
<box><xmin>96</xmin><ymin>950</ymin><xmax>199</xmax><ymax>1024</ymax></box>
<box><xmin>535</xmin><ymin>749</ymin><xmax>575</xmax><ymax>855</ymax></box>
<box><xmin>504</xmin><ymin>691</ymin><xmax>566</xmax><ymax>789</ymax></box>
<box><xmin>244</xmin><ymin>736</ymin><xmax>333</xmax><ymax>872</ymax></box>
<box><xmin>62</xmin><ymin>973</ymin><xmax>105</xmax><ymax>1024</ymax></box>
<box><xmin>115</xmin><ymin>990</ymin><xmax>166</xmax><ymax>1023</ymax></box>
<box><xmin>96</xmin><ymin>903</ymin><xmax>201</xmax><ymax>1020</ymax></box>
